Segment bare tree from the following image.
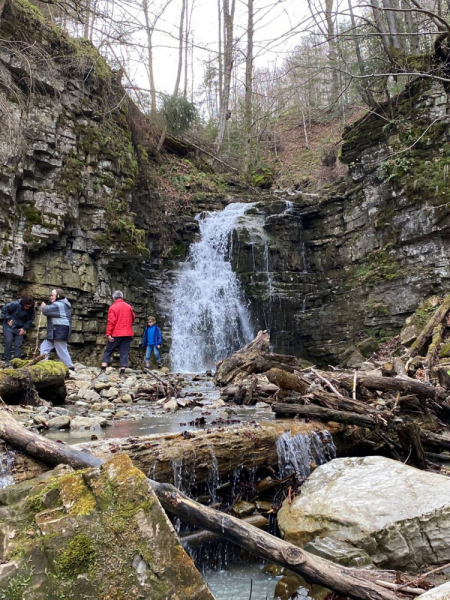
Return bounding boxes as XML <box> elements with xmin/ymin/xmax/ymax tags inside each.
<box><xmin>215</xmin><ymin>0</ymin><xmax>236</xmax><ymax>152</ymax></box>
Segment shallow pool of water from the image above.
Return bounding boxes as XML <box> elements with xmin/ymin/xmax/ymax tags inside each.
<box><xmin>202</xmin><ymin>563</ymin><xmax>278</xmax><ymax>600</ymax></box>
<box><xmin>43</xmin><ymin>404</ymin><xmax>275</xmax><ymax>445</ymax></box>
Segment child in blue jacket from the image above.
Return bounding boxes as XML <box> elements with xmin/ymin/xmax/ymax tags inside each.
<box><xmin>142</xmin><ymin>316</ymin><xmax>162</xmax><ymax>368</ymax></box>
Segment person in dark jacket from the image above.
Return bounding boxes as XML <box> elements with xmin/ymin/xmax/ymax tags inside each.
<box><xmin>40</xmin><ymin>288</ymin><xmax>74</xmax><ymax>370</ymax></box>
<box><xmin>1</xmin><ymin>295</ymin><xmax>35</xmax><ymax>366</ymax></box>
<box><xmin>142</xmin><ymin>316</ymin><xmax>162</xmax><ymax>368</ymax></box>
<box><xmin>100</xmin><ymin>290</ymin><xmax>135</xmax><ymax>378</ymax></box>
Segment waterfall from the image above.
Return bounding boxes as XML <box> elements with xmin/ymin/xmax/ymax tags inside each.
<box><xmin>0</xmin><ymin>447</ymin><xmax>15</xmax><ymax>490</ymax></box>
<box><xmin>170</xmin><ymin>202</ymin><xmax>255</xmax><ymax>373</ymax></box>
<box><xmin>276</xmin><ymin>430</ymin><xmax>336</xmax><ymax>481</ymax></box>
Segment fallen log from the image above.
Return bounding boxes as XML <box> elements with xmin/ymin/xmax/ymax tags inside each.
<box><xmin>0</xmin><ymin>418</ymin><xmax>340</xmax><ymax>485</ymax></box>
<box><xmin>0</xmin><ymin>360</ymin><xmax>67</xmax><ymax>403</ymax></box>
<box><xmin>405</xmin><ymin>294</ymin><xmax>450</xmax><ymax>359</ymax></box>
<box><xmin>272</xmin><ymin>403</ymin><xmax>378</xmax><ymax>428</ymax></box>
<box><xmin>332</xmin><ymin>371</ymin><xmax>444</xmax><ymax>400</ymax></box>
<box><xmin>180</xmin><ymin>514</ymin><xmax>269</xmax><ymax>547</ymax></box>
<box><xmin>0</xmin><ymin>409</ymin><xmax>400</xmax><ymax>600</ymax></box>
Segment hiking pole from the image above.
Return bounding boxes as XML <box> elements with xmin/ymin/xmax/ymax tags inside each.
<box><xmin>34</xmin><ymin>310</ymin><xmax>42</xmax><ymax>356</ymax></box>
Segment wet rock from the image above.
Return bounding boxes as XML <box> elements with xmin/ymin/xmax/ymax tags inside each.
<box><xmin>261</xmin><ymin>563</ymin><xmax>284</xmax><ymax>576</ymax></box>
<box><xmin>274</xmin><ymin>575</ymin><xmax>303</xmax><ymax>600</ymax></box>
<box><xmin>94</xmin><ymin>382</ymin><xmax>111</xmax><ymax>392</ymax></box>
<box><xmin>120</xmin><ymin>393</ymin><xmax>132</xmax><ymax>403</ymax></box>
<box><xmin>115</xmin><ymin>410</ymin><xmax>130</xmax><ymax>418</ymax></box>
<box><xmin>100</xmin><ymin>387</ymin><xmax>119</xmax><ymax>400</ymax></box>
<box><xmin>70</xmin><ymin>416</ymin><xmax>107</xmax><ymax>430</ymax></box>
<box><xmin>418</xmin><ymin>582</ymin><xmax>450</xmax><ymax>599</ymax></box>
<box><xmin>47</xmin><ymin>416</ymin><xmax>71</xmax><ymax>429</ymax></box>
<box><xmin>0</xmin><ymin>455</ymin><xmax>214</xmax><ymax>599</ymax></box>
<box><xmin>78</xmin><ymin>389</ymin><xmax>101</xmax><ymax>403</ymax></box>
<box><xmin>278</xmin><ymin>456</ymin><xmax>450</xmax><ymax>571</ymax></box>
<box><xmin>232</xmin><ymin>500</ymin><xmax>255</xmax><ymax>517</ymax></box>
<box><xmin>164</xmin><ymin>399</ymin><xmax>178</xmax><ymax>412</ymax></box>
<box><xmin>52</xmin><ymin>407</ymin><xmax>70</xmax><ymax>416</ymax></box>
<box><xmin>255</xmin><ymin>500</ymin><xmax>272</xmax><ymax>513</ymax></box>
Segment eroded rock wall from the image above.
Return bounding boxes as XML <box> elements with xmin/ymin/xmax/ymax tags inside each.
<box><xmin>0</xmin><ymin>0</ymin><xmax>200</xmax><ymax>364</ymax></box>
<box><xmin>229</xmin><ymin>79</ymin><xmax>450</xmax><ymax>364</ymax></box>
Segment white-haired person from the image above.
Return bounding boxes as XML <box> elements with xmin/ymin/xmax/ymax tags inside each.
<box><xmin>99</xmin><ymin>290</ymin><xmax>135</xmax><ymax>379</ymax></box>
<box><xmin>40</xmin><ymin>288</ymin><xmax>74</xmax><ymax>370</ymax></box>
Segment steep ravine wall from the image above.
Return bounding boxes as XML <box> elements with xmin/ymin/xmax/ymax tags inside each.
<box><xmin>0</xmin><ymin>0</ymin><xmax>201</xmax><ymax>364</ymax></box>
<box><xmin>1</xmin><ymin>0</ymin><xmax>450</xmax><ymax>367</ymax></box>
<box><xmin>232</xmin><ymin>78</ymin><xmax>450</xmax><ymax>364</ymax></box>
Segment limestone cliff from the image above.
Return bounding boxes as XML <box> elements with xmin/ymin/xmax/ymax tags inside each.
<box><xmin>0</xmin><ymin>0</ymin><xmax>198</xmax><ymax>363</ymax></box>
<box><xmin>230</xmin><ymin>78</ymin><xmax>450</xmax><ymax>364</ymax></box>
<box><xmin>1</xmin><ymin>0</ymin><xmax>450</xmax><ymax>367</ymax></box>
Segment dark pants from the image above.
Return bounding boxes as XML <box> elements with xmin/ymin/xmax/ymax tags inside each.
<box><xmin>3</xmin><ymin>327</ymin><xmax>24</xmax><ymax>362</ymax></box>
<box><xmin>102</xmin><ymin>336</ymin><xmax>132</xmax><ymax>368</ymax></box>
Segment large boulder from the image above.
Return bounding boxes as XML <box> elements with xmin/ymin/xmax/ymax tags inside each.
<box><xmin>418</xmin><ymin>582</ymin><xmax>450</xmax><ymax>599</ymax></box>
<box><xmin>278</xmin><ymin>456</ymin><xmax>450</xmax><ymax>571</ymax></box>
<box><xmin>0</xmin><ymin>455</ymin><xmax>214</xmax><ymax>599</ymax></box>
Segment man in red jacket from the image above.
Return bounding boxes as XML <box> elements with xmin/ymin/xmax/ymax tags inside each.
<box><xmin>100</xmin><ymin>290</ymin><xmax>135</xmax><ymax>378</ymax></box>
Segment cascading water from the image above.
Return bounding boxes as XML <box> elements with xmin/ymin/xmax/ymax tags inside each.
<box><xmin>170</xmin><ymin>203</ymin><xmax>255</xmax><ymax>372</ymax></box>
<box><xmin>0</xmin><ymin>447</ymin><xmax>15</xmax><ymax>490</ymax></box>
<box><xmin>276</xmin><ymin>430</ymin><xmax>337</xmax><ymax>481</ymax></box>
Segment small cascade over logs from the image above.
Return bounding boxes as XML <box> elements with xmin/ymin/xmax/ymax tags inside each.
<box><xmin>276</xmin><ymin>430</ymin><xmax>337</xmax><ymax>480</ymax></box>
<box><xmin>170</xmin><ymin>203</ymin><xmax>255</xmax><ymax>372</ymax></box>
<box><xmin>0</xmin><ymin>446</ymin><xmax>15</xmax><ymax>490</ymax></box>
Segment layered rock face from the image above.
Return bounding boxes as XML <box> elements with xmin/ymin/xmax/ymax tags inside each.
<box><xmin>2</xmin><ymin>0</ymin><xmax>450</xmax><ymax>367</ymax></box>
<box><xmin>0</xmin><ymin>0</ymin><xmax>198</xmax><ymax>364</ymax></box>
<box><xmin>228</xmin><ymin>79</ymin><xmax>450</xmax><ymax>364</ymax></box>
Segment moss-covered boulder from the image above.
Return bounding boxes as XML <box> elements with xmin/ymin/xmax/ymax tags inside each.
<box><xmin>0</xmin><ymin>455</ymin><xmax>214</xmax><ymax>599</ymax></box>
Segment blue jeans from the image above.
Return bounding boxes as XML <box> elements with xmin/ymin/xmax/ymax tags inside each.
<box><xmin>3</xmin><ymin>326</ymin><xmax>24</xmax><ymax>362</ymax></box>
<box><xmin>145</xmin><ymin>345</ymin><xmax>161</xmax><ymax>365</ymax></box>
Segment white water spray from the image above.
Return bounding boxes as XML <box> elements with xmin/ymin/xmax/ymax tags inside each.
<box><xmin>170</xmin><ymin>203</ymin><xmax>255</xmax><ymax>372</ymax></box>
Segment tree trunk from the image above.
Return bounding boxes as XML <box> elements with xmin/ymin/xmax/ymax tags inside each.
<box><xmin>272</xmin><ymin>403</ymin><xmax>377</xmax><ymax>428</ymax></box>
<box><xmin>0</xmin><ymin>409</ymin><xmax>399</xmax><ymax>600</ymax></box>
<box><xmin>1</xmin><ymin>417</ymin><xmax>338</xmax><ymax>485</ymax></box>
<box><xmin>143</xmin><ymin>0</ymin><xmax>157</xmax><ymax>114</ymax></box>
<box><xmin>215</xmin><ymin>0</ymin><xmax>236</xmax><ymax>152</ymax></box>
<box><xmin>181</xmin><ymin>514</ymin><xmax>268</xmax><ymax>547</ymax></box>
<box><xmin>173</xmin><ymin>0</ymin><xmax>186</xmax><ymax>97</ymax></box>
<box><xmin>243</xmin><ymin>0</ymin><xmax>253</xmax><ymax>178</ymax></box>
<box><xmin>333</xmin><ymin>371</ymin><xmax>444</xmax><ymax>399</ymax></box>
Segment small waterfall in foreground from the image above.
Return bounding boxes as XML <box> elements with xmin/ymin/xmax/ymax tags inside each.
<box><xmin>170</xmin><ymin>203</ymin><xmax>255</xmax><ymax>372</ymax></box>
<box><xmin>276</xmin><ymin>431</ymin><xmax>336</xmax><ymax>481</ymax></box>
<box><xmin>0</xmin><ymin>447</ymin><xmax>15</xmax><ymax>490</ymax></box>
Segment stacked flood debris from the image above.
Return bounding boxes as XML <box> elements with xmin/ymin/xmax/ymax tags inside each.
<box><xmin>216</xmin><ymin>296</ymin><xmax>450</xmax><ymax>472</ymax></box>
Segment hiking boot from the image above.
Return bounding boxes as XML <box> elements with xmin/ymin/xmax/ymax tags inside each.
<box><xmin>4</xmin><ymin>362</ymin><xmax>10</xmax><ymax>369</ymax></box>
<box><xmin>145</xmin><ymin>363</ymin><xmax>150</xmax><ymax>369</ymax></box>
<box><xmin>119</xmin><ymin>370</ymin><xmax>126</xmax><ymax>379</ymax></box>
<box><xmin>157</xmin><ymin>363</ymin><xmax>162</xmax><ymax>369</ymax></box>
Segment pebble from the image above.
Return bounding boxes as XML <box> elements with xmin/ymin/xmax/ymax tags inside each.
<box><xmin>47</xmin><ymin>416</ymin><xmax>71</xmax><ymax>429</ymax></box>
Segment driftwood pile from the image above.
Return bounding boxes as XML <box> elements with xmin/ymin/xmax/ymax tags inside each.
<box><xmin>216</xmin><ymin>295</ymin><xmax>450</xmax><ymax>471</ymax></box>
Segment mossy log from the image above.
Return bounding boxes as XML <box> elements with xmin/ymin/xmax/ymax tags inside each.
<box><xmin>0</xmin><ymin>360</ymin><xmax>67</xmax><ymax>403</ymax></box>
<box><xmin>0</xmin><ymin>419</ymin><xmax>340</xmax><ymax>485</ymax></box>
<box><xmin>0</xmin><ymin>409</ymin><xmax>399</xmax><ymax>600</ymax></box>
<box><xmin>405</xmin><ymin>294</ymin><xmax>450</xmax><ymax>359</ymax></box>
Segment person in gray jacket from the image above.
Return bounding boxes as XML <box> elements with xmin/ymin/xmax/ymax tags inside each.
<box><xmin>40</xmin><ymin>288</ymin><xmax>74</xmax><ymax>370</ymax></box>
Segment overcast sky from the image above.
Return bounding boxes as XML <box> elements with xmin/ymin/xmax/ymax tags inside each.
<box><xmin>124</xmin><ymin>0</ymin><xmax>309</xmax><ymax>99</ymax></box>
